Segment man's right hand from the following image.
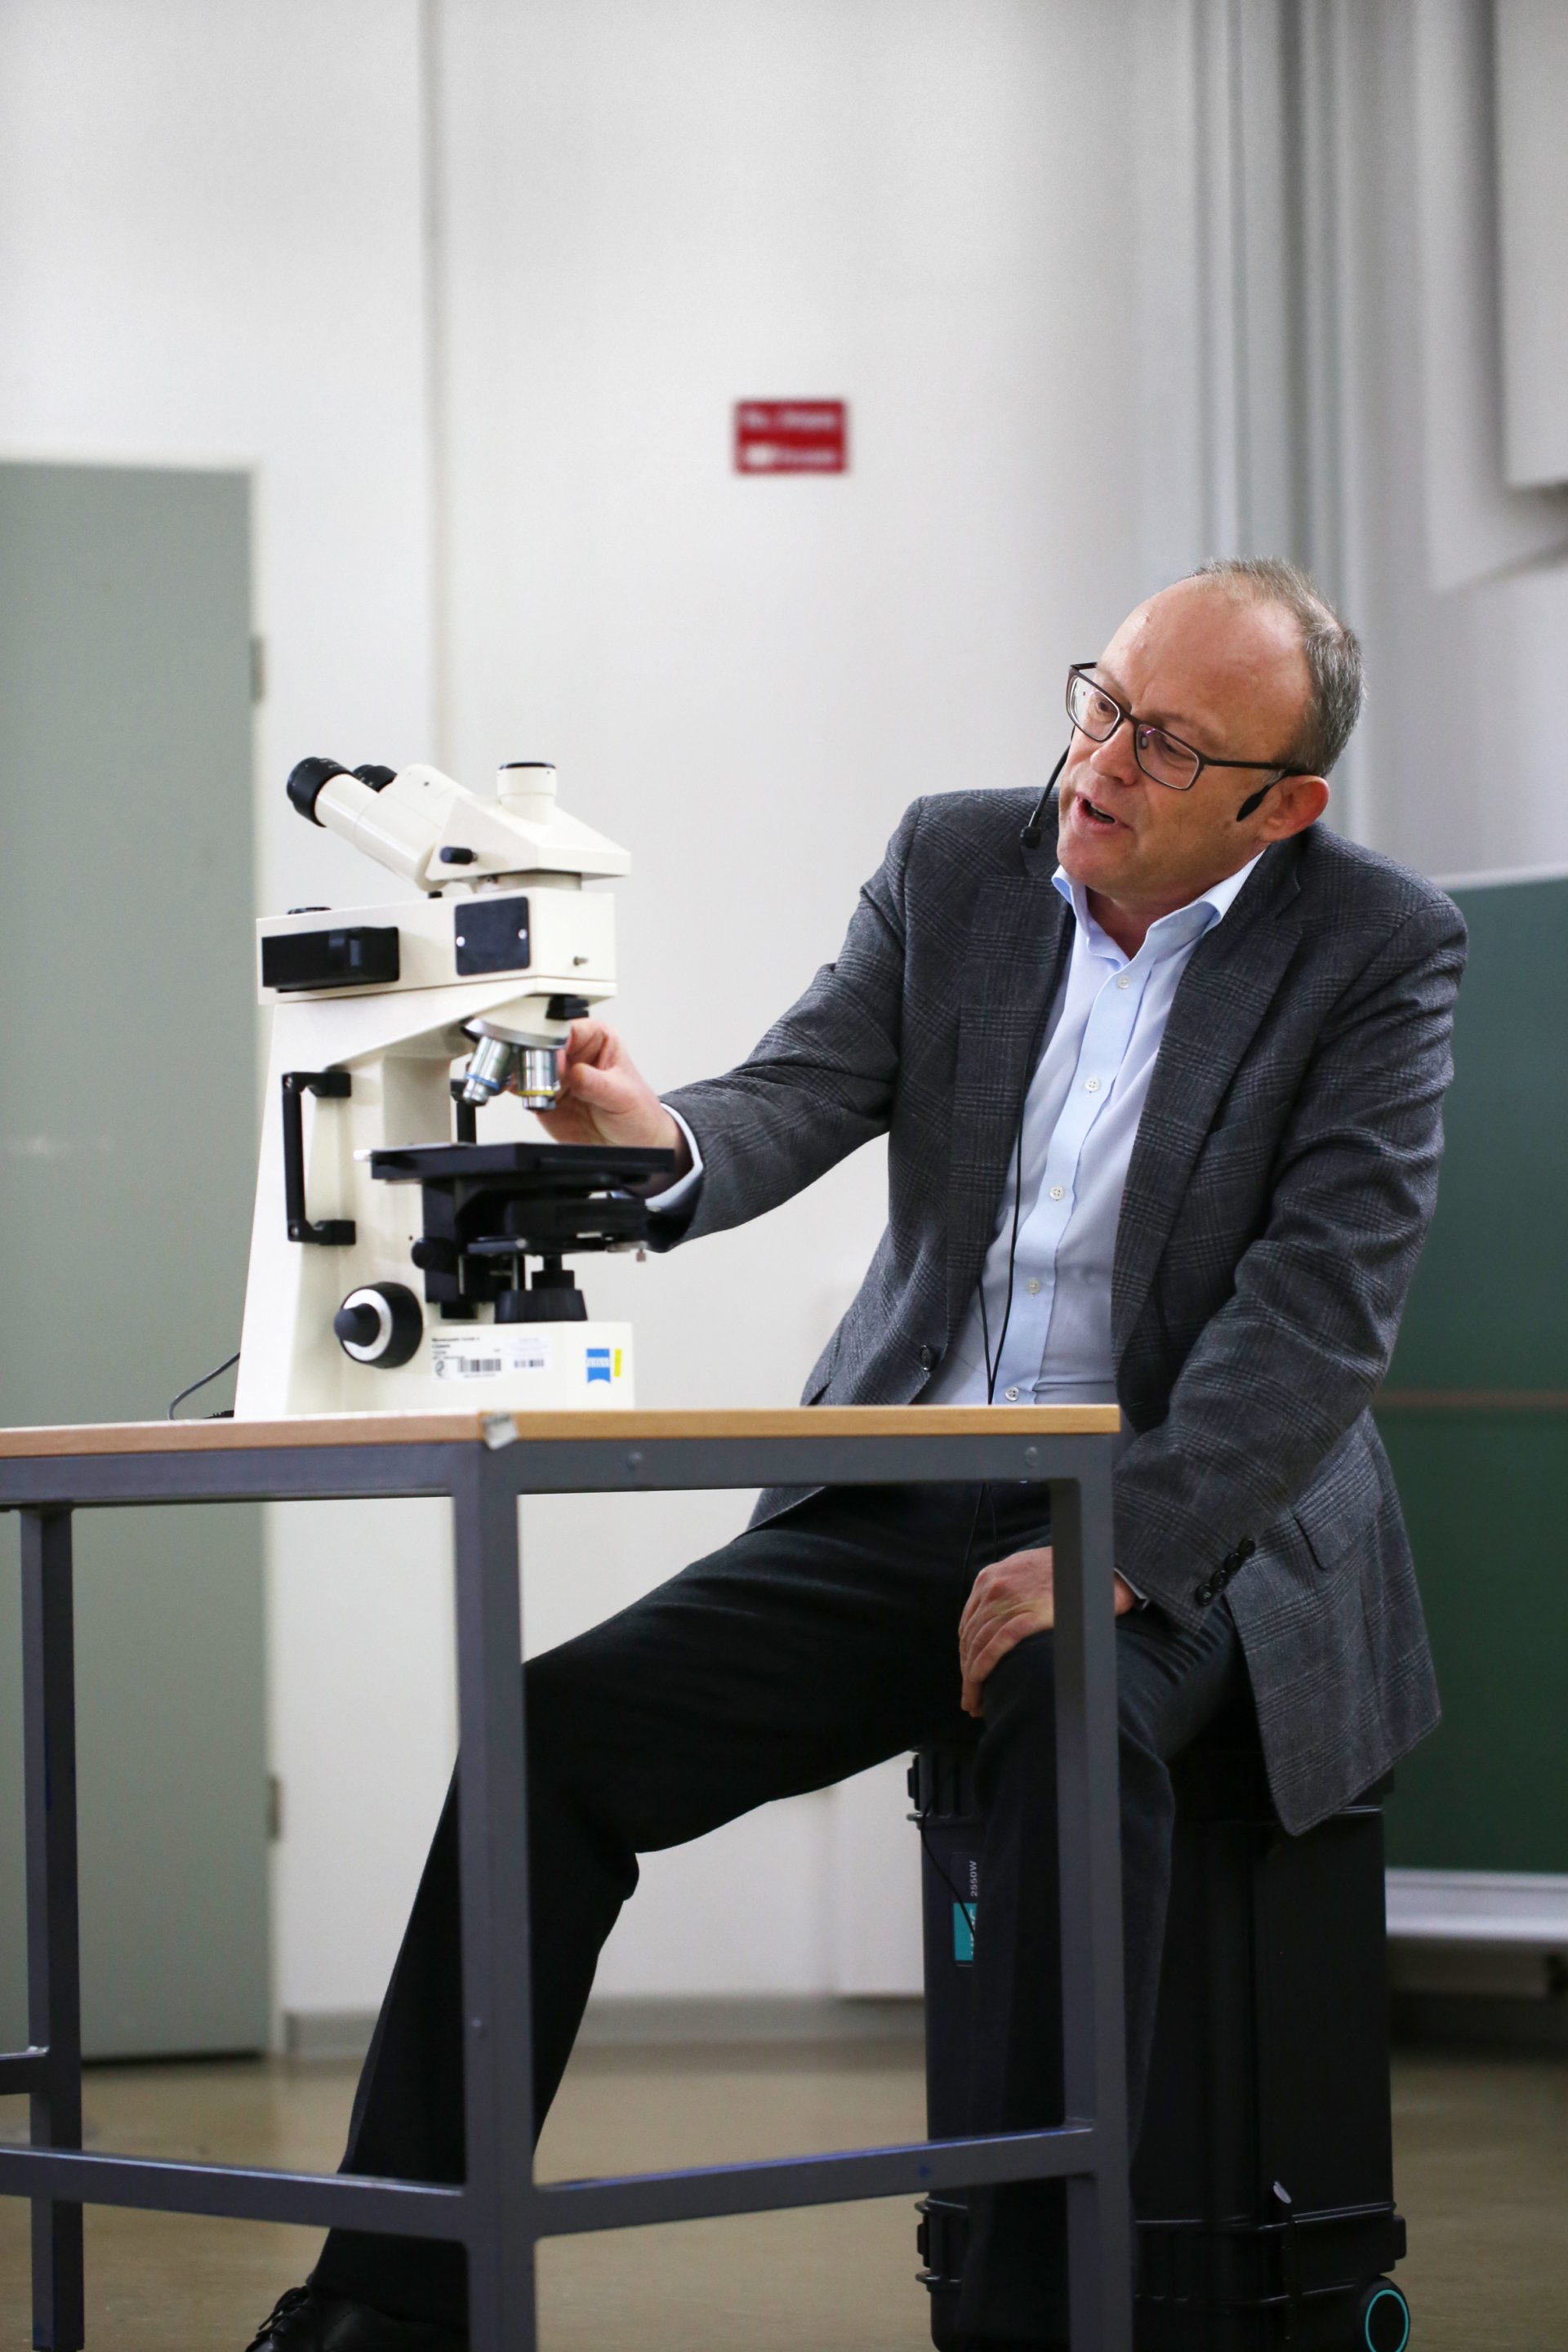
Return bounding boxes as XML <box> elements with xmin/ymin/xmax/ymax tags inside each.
<box><xmin>533</xmin><ymin>1019</ymin><xmax>692</xmax><ymax>1178</ymax></box>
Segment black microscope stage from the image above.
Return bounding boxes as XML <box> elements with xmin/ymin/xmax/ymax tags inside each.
<box><xmin>368</xmin><ymin>1138</ymin><xmax>678</xmax><ymax>1320</ymax></box>
<box><xmin>369</xmin><ymin>1139</ymin><xmax>675</xmax><ymax>1188</ymax></box>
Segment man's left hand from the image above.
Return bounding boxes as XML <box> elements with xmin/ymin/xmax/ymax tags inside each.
<box><xmin>958</xmin><ymin>1546</ymin><xmax>1138</xmax><ymax>1717</ymax></box>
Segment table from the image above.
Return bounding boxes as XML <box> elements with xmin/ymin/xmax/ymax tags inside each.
<box><xmin>0</xmin><ymin>1403</ymin><xmax>1129</xmax><ymax>2351</ymax></box>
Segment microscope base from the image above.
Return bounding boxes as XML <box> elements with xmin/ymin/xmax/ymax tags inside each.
<box><xmin>233</xmin><ymin>1320</ymin><xmax>635</xmax><ymax>1418</ymax></box>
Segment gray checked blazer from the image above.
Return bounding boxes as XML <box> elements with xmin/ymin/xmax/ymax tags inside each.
<box><xmin>654</xmin><ymin>789</ymin><xmax>1468</xmax><ymax>1833</ymax></box>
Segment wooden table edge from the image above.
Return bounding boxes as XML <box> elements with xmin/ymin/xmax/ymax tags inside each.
<box><xmin>0</xmin><ymin>1405</ymin><xmax>1121</xmax><ymax>1459</ymax></box>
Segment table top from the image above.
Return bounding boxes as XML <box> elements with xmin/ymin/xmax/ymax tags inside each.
<box><xmin>0</xmin><ymin>1403</ymin><xmax>1120</xmax><ymax>1459</ymax></box>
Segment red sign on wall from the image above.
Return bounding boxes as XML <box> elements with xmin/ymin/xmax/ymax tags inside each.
<box><xmin>734</xmin><ymin>400</ymin><xmax>849</xmax><ymax>474</ymax></box>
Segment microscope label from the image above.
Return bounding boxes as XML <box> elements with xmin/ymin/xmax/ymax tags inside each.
<box><xmin>430</xmin><ymin>1331</ymin><xmax>553</xmax><ymax>1382</ymax></box>
<box><xmin>453</xmin><ymin>894</ymin><xmax>532</xmax><ymax>977</ymax></box>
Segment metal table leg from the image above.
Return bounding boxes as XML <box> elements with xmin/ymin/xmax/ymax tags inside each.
<box><xmin>21</xmin><ymin>1508</ymin><xmax>86</xmax><ymax>2352</ymax></box>
<box><xmin>452</xmin><ymin>1450</ymin><xmax>537</xmax><ymax>2352</ymax></box>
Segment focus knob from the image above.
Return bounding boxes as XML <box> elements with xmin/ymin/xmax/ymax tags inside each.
<box><xmin>334</xmin><ymin>1283</ymin><xmax>424</xmax><ymax>1369</ymax></box>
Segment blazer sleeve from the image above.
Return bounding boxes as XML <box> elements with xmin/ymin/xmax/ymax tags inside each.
<box><xmin>1111</xmin><ymin>892</ymin><xmax>1468</xmax><ymax>1625</ymax></box>
<box><xmin>646</xmin><ymin>800</ymin><xmax>922</xmax><ymax>1245</ymax></box>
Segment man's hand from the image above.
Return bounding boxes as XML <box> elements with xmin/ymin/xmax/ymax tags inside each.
<box><xmin>958</xmin><ymin>1546</ymin><xmax>1138</xmax><ymax>1717</ymax></box>
<box><xmin>533</xmin><ymin>1021</ymin><xmax>692</xmax><ymax>1177</ymax></box>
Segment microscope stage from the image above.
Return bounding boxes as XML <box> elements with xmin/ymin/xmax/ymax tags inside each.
<box><xmin>369</xmin><ymin>1140</ymin><xmax>676</xmax><ymax>1189</ymax></box>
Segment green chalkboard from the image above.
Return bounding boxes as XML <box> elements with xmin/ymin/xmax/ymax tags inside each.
<box><xmin>1377</xmin><ymin>873</ymin><xmax>1568</xmax><ymax>1872</ymax></box>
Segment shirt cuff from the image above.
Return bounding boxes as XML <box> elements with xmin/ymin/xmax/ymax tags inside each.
<box><xmin>643</xmin><ymin>1105</ymin><xmax>704</xmax><ymax>1212</ymax></box>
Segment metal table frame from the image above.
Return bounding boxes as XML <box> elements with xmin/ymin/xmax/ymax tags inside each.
<box><xmin>0</xmin><ymin>1405</ymin><xmax>1129</xmax><ymax>2351</ymax></box>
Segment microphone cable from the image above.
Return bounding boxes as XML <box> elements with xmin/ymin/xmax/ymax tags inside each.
<box><xmin>1019</xmin><ymin>744</ymin><xmax>1068</xmax><ymax>849</ymax></box>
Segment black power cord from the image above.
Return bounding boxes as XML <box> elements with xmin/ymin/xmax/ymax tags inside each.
<box><xmin>167</xmin><ymin>1350</ymin><xmax>240</xmax><ymax>1420</ymax></box>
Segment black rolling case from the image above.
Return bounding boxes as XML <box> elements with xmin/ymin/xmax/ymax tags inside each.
<box><xmin>910</xmin><ymin>1720</ymin><xmax>1412</xmax><ymax>2351</ymax></box>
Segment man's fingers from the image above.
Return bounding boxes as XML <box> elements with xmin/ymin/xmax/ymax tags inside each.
<box><xmin>958</xmin><ymin>1549</ymin><xmax>1054</xmax><ymax>1643</ymax></box>
<box><xmin>963</xmin><ymin>1613</ymin><xmax>1047</xmax><ymax>1698</ymax></box>
<box><xmin>959</xmin><ymin>1594</ymin><xmax>1027</xmax><ymax>1671</ymax></box>
<box><xmin>561</xmin><ymin>1054</ymin><xmax>621</xmax><ymax>1101</ymax></box>
<box><xmin>958</xmin><ymin>1592</ymin><xmax>1054</xmax><ymax>1682</ymax></box>
<box><xmin>560</xmin><ymin>1018</ymin><xmax>615</xmax><ymax>1068</ymax></box>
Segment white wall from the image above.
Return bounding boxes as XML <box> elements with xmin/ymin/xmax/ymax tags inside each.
<box><xmin>6</xmin><ymin>0</ymin><xmax>1568</xmax><ymax>2033</ymax></box>
<box><xmin>1339</xmin><ymin>0</ymin><xmax>1568</xmax><ymax>880</ymax></box>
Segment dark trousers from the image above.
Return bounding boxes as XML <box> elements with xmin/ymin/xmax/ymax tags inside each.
<box><xmin>311</xmin><ymin>1481</ymin><xmax>1242</xmax><ymax>2345</ymax></box>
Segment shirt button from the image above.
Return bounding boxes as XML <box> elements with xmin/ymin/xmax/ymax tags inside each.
<box><xmin>1004</xmin><ymin>1387</ymin><xmax>1020</xmax><ymax>1402</ymax></box>
<box><xmin>1085</xmin><ymin>1076</ymin><xmax>1101</xmax><ymax>1093</ymax></box>
<box><xmin>1027</xmin><ymin>1277</ymin><xmax>1041</xmax><ymax>1294</ymax></box>
<box><xmin>1116</xmin><ymin>974</ymin><xmax>1130</xmax><ymax>989</ymax></box>
<box><xmin>1049</xmin><ymin>1185</ymin><xmax>1065</xmax><ymax>1201</ymax></box>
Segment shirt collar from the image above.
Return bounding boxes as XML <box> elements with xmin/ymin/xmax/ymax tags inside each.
<box><xmin>1052</xmin><ymin>850</ymin><xmax>1266</xmax><ymax>966</ymax></box>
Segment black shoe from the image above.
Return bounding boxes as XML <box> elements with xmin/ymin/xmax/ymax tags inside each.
<box><xmin>243</xmin><ymin>2286</ymin><xmax>466</xmax><ymax>2352</ymax></box>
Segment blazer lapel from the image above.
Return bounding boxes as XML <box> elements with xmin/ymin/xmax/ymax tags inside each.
<box><xmin>945</xmin><ymin>852</ymin><xmax>1071</xmax><ymax>1338</ymax></box>
<box><xmin>1111</xmin><ymin>840</ymin><xmax>1305</xmax><ymax>1356</ymax></box>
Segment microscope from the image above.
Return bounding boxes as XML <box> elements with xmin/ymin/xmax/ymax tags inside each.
<box><xmin>233</xmin><ymin>757</ymin><xmax>672</xmax><ymax>1418</ymax></box>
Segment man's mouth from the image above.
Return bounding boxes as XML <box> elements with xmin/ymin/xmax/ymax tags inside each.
<box><xmin>1076</xmin><ymin>795</ymin><xmax>1120</xmax><ymax>831</ymax></box>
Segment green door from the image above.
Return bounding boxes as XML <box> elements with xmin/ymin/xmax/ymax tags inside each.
<box><xmin>0</xmin><ymin>462</ymin><xmax>267</xmax><ymax>2056</ymax></box>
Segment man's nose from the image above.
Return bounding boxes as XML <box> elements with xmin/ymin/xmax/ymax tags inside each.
<box><xmin>1088</xmin><ymin>719</ymin><xmax>1141</xmax><ymax>789</ymax></box>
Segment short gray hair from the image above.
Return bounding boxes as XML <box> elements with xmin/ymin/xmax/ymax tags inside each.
<box><xmin>1187</xmin><ymin>555</ymin><xmax>1364</xmax><ymax>776</ymax></box>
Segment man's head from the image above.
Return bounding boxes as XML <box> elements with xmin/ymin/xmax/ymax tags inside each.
<box><xmin>1055</xmin><ymin>558</ymin><xmax>1362</xmax><ymax>934</ymax></box>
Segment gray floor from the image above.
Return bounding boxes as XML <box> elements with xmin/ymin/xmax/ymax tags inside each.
<box><xmin>1</xmin><ymin>2038</ymin><xmax>1565</xmax><ymax>2349</ymax></box>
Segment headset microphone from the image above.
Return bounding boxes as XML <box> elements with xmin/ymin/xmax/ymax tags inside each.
<box><xmin>1019</xmin><ymin>747</ymin><xmax>1070</xmax><ymax>849</ymax></box>
<box><xmin>1236</xmin><ymin>774</ymin><xmax>1285</xmax><ymax>822</ymax></box>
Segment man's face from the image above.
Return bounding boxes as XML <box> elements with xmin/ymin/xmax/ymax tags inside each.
<box><xmin>1056</xmin><ymin>581</ymin><xmax>1321</xmax><ymax>913</ymax></box>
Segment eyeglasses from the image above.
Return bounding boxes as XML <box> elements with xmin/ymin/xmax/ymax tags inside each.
<box><xmin>1066</xmin><ymin>662</ymin><xmax>1298</xmax><ymax>795</ymax></box>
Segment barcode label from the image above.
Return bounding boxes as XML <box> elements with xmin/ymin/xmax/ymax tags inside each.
<box><xmin>430</xmin><ymin>1333</ymin><xmax>553</xmax><ymax>1383</ymax></box>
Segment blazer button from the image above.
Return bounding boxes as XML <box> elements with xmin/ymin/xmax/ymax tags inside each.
<box><xmin>1193</xmin><ymin>1581</ymin><xmax>1214</xmax><ymax>1606</ymax></box>
<box><xmin>918</xmin><ymin>1343</ymin><xmax>938</xmax><ymax>1371</ymax></box>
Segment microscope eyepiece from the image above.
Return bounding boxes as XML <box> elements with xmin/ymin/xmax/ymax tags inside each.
<box><xmin>286</xmin><ymin>757</ymin><xmax>395</xmax><ymax>826</ymax></box>
<box><xmin>287</xmin><ymin>756</ymin><xmax>348</xmax><ymax>826</ymax></box>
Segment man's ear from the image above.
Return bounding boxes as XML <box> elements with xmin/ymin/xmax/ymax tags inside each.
<box><xmin>1258</xmin><ymin>773</ymin><xmax>1330</xmax><ymax>841</ymax></box>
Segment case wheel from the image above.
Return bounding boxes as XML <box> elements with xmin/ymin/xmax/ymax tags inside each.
<box><xmin>1356</xmin><ymin>2278</ymin><xmax>1411</xmax><ymax>2352</ymax></box>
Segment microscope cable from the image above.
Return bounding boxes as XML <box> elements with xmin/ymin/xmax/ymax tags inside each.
<box><xmin>167</xmin><ymin>1350</ymin><xmax>240</xmax><ymax>1420</ymax></box>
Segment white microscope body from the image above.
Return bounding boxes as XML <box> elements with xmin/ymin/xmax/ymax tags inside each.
<box><xmin>234</xmin><ymin>759</ymin><xmax>664</xmax><ymax>1419</ymax></box>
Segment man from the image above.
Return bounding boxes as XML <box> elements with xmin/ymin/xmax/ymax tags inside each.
<box><xmin>250</xmin><ymin>559</ymin><xmax>1465</xmax><ymax>2351</ymax></box>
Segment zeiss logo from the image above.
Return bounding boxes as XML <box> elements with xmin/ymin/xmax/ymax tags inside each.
<box><xmin>586</xmin><ymin>1348</ymin><xmax>613</xmax><ymax>1387</ymax></box>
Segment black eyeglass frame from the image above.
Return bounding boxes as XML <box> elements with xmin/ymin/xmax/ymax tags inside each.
<box><xmin>1066</xmin><ymin>662</ymin><xmax>1303</xmax><ymax>795</ymax></box>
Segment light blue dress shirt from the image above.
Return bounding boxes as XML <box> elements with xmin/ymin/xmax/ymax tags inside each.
<box><xmin>922</xmin><ymin>855</ymin><xmax>1263</xmax><ymax>1408</ymax></box>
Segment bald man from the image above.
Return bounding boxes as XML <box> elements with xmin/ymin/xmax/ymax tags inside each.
<box><xmin>252</xmin><ymin>560</ymin><xmax>1465</xmax><ymax>2352</ymax></box>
